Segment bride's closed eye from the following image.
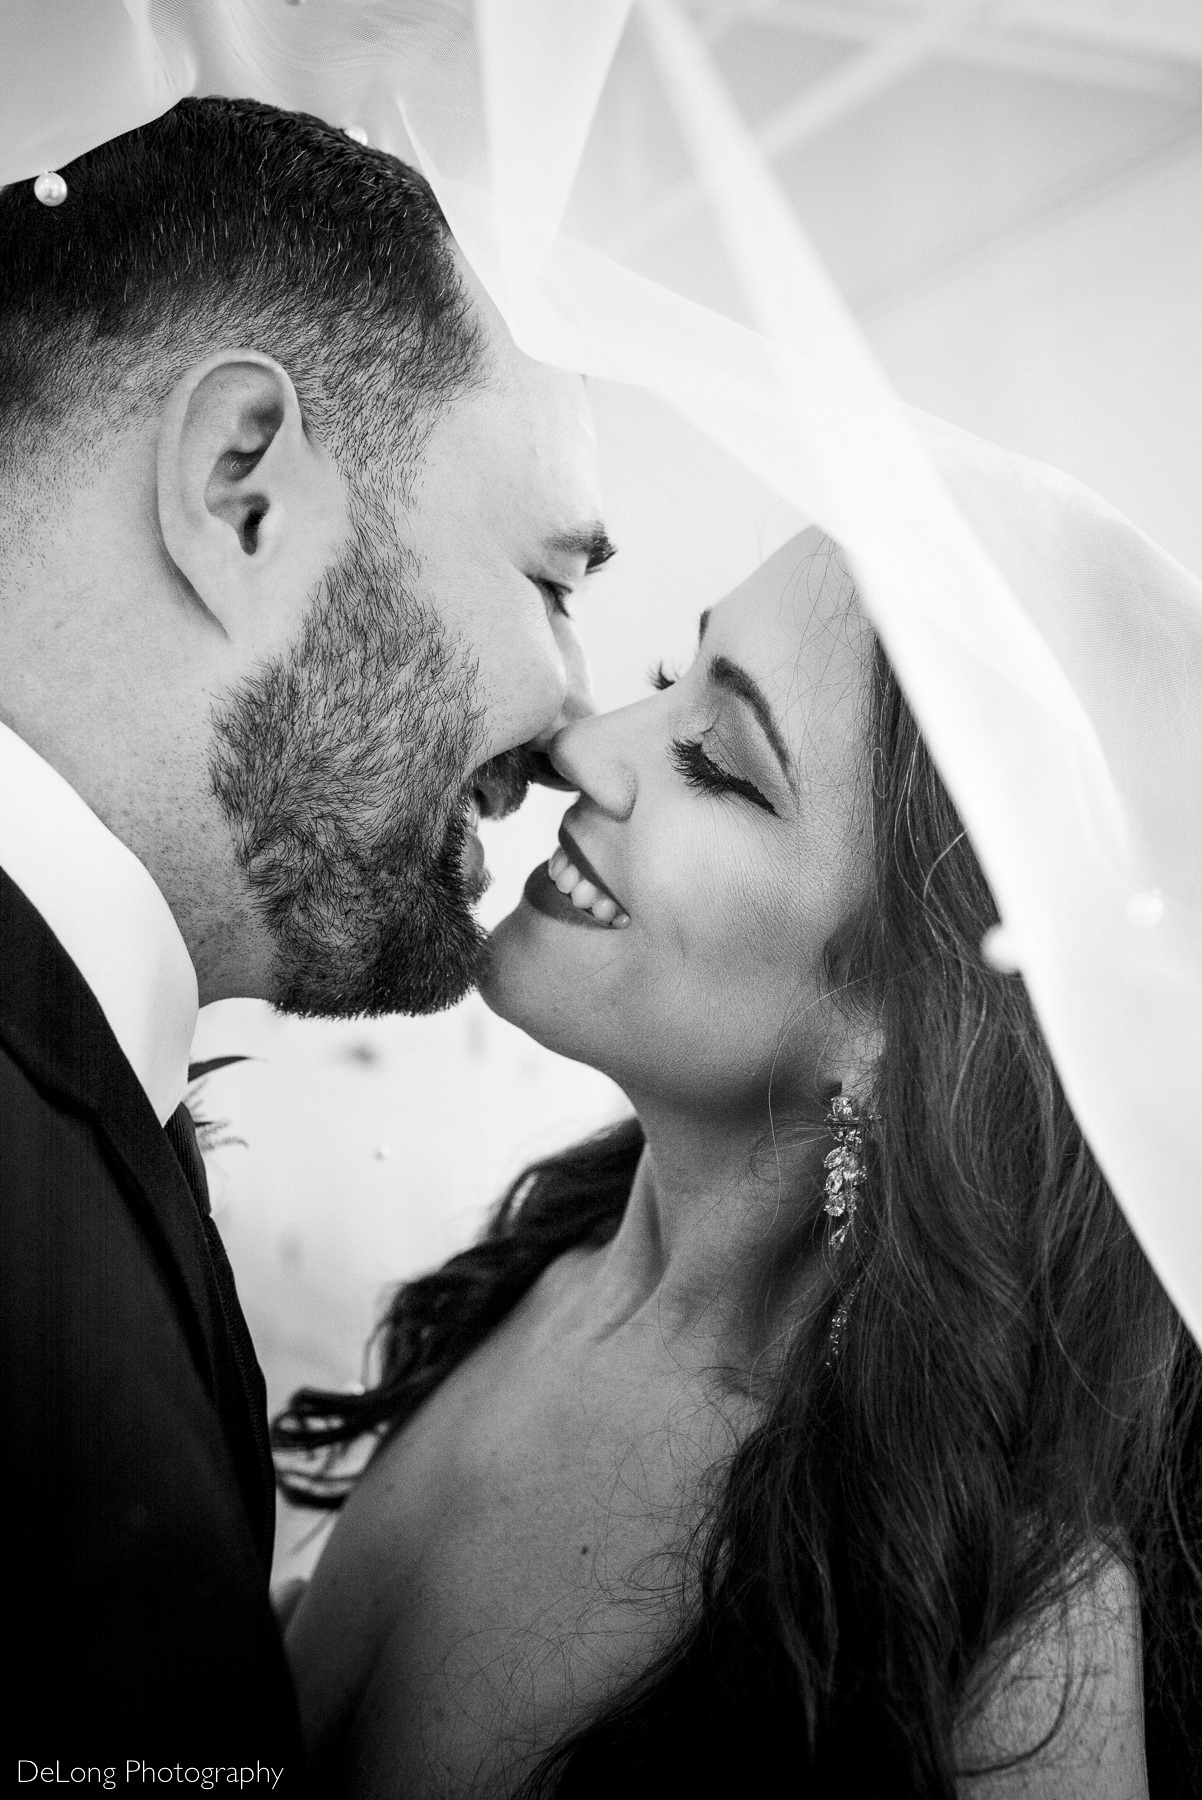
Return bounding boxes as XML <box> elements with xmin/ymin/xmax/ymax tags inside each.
<box><xmin>669</xmin><ymin>736</ymin><xmax>775</xmax><ymax>814</ymax></box>
<box><xmin>649</xmin><ymin>662</ymin><xmax>775</xmax><ymax>814</ymax></box>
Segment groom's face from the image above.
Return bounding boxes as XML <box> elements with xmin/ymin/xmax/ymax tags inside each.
<box><xmin>211</xmin><ymin>317</ymin><xmax>608</xmax><ymax>1018</ymax></box>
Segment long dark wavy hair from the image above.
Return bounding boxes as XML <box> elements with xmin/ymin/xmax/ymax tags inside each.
<box><xmin>275</xmin><ymin>636</ymin><xmax>1202</xmax><ymax>1796</ymax></box>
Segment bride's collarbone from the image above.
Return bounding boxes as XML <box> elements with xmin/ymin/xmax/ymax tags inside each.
<box><xmin>295</xmin><ymin>1249</ymin><xmax>753</xmax><ymax>1777</ymax></box>
<box><xmin>365</xmin><ymin>1243</ymin><xmax>752</xmax><ymax>1537</ymax></box>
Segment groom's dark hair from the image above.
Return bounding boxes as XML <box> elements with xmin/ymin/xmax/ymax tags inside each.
<box><xmin>0</xmin><ymin>97</ymin><xmax>484</xmax><ymax>492</ymax></box>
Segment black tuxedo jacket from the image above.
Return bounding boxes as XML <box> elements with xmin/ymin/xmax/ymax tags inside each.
<box><xmin>0</xmin><ymin>869</ymin><xmax>305</xmax><ymax>1778</ymax></box>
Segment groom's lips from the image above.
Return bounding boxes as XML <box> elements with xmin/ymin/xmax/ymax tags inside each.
<box><xmin>469</xmin><ymin>742</ymin><xmax>561</xmax><ymax>821</ymax></box>
<box><xmin>460</xmin><ymin>820</ymin><xmax>485</xmax><ymax>889</ymax></box>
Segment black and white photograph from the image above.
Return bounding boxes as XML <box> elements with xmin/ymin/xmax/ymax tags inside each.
<box><xmin>2</xmin><ymin>2</ymin><xmax>1201</xmax><ymax>1794</ymax></box>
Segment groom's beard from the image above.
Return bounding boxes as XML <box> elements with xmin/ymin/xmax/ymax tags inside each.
<box><xmin>210</xmin><ymin>515</ymin><xmax>509</xmax><ymax>1018</ymax></box>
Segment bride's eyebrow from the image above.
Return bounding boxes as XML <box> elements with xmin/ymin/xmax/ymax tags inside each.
<box><xmin>706</xmin><ymin>652</ymin><xmax>796</xmax><ymax>794</ymax></box>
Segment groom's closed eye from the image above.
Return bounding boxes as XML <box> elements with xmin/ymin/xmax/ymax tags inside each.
<box><xmin>532</xmin><ymin>523</ymin><xmax>616</xmax><ymax>619</ymax></box>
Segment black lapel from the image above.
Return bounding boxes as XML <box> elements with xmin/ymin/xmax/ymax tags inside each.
<box><xmin>0</xmin><ymin>868</ymin><xmax>228</xmax><ymax>1395</ymax></box>
<box><xmin>165</xmin><ymin>1101</ymin><xmax>277</xmax><ymax>1555</ymax></box>
<box><xmin>0</xmin><ymin>867</ymin><xmax>277</xmax><ymax>1560</ymax></box>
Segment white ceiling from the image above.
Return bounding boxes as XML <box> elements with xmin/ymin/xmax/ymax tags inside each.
<box><xmin>574</xmin><ymin>1</ymin><xmax>1202</xmax><ymax>319</ymax></box>
<box><xmin>696</xmin><ymin>1</ymin><xmax>1202</xmax><ymax>86</ymax></box>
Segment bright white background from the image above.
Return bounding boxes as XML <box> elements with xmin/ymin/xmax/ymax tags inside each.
<box><xmin>190</xmin><ymin>14</ymin><xmax>1202</xmax><ymax>1577</ymax></box>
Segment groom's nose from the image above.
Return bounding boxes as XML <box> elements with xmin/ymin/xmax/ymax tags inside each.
<box><xmin>536</xmin><ymin>618</ymin><xmax>596</xmax><ymax>739</ymax></box>
<box><xmin>525</xmin><ymin>622</ymin><xmax>595</xmax><ymax>790</ymax></box>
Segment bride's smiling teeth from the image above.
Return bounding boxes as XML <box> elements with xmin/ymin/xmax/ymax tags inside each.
<box><xmin>546</xmin><ymin>847</ymin><xmax>630</xmax><ymax>928</ymax></box>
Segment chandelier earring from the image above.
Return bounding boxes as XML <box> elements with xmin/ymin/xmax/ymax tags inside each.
<box><xmin>823</xmin><ymin>1092</ymin><xmax>866</xmax><ymax>1250</ymax></box>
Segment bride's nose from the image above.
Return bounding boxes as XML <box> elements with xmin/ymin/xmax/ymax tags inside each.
<box><xmin>547</xmin><ymin>708</ymin><xmax>637</xmax><ymax>820</ymax></box>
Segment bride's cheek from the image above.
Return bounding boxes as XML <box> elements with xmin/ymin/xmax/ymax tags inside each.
<box><xmin>711</xmin><ymin>854</ymin><xmax>782</xmax><ymax>955</ymax></box>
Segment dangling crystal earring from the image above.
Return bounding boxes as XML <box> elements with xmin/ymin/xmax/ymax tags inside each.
<box><xmin>823</xmin><ymin>1093</ymin><xmax>865</xmax><ymax>1249</ymax></box>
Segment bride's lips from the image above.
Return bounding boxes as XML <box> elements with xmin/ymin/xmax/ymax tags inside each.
<box><xmin>522</xmin><ymin>861</ymin><xmax>600</xmax><ymax>927</ymax></box>
<box><xmin>521</xmin><ymin>824</ymin><xmax>629</xmax><ymax>930</ymax></box>
<box><xmin>557</xmin><ymin>825</ymin><xmax>624</xmax><ymax>911</ymax></box>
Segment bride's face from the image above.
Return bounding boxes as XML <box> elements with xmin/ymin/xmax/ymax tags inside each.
<box><xmin>482</xmin><ymin>531</ymin><xmax>875</xmax><ymax>1118</ymax></box>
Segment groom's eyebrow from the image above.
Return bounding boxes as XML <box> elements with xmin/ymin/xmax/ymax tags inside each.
<box><xmin>546</xmin><ymin>524</ymin><xmax>617</xmax><ymax>573</ymax></box>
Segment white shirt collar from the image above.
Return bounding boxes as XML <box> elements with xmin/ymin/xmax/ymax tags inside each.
<box><xmin>0</xmin><ymin>721</ymin><xmax>198</xmax><ymax>1126</ymax></box>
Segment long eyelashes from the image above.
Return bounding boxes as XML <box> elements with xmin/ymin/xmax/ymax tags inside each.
<box><xmin>651</xmin><ymin>662</ymin><xmax>775</xmax><ymax>813</ymax></box>
<box><xmin>669</xmin><ymin>737</ymin><xmax>775</xmax><ymax>815</ymax></box>
<box><xmin>538</xmin><ymin>579</ymin><xmax>573</xmax><ymax>618</ymax></box>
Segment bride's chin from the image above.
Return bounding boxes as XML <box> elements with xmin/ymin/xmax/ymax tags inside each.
<box><xmin>479</xmin><ymin>903</ymin><xmax>545</xmax><ymax>1022</ymax></box>
<box><xmin>479</xmin><ymin>902</ymin><xmax>601</xmax><ymax>1067</ymax></box>
<box><xmin>481</xmin><ymin>901</ymin><xmax>641</xmax><ymax>1091</ymax></box>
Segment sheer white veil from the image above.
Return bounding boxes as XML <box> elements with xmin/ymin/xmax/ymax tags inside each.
<box><xmin>4</xmin><ymin>0</ymin><xmax>1202</xmax><ymax>1343</ymax></box>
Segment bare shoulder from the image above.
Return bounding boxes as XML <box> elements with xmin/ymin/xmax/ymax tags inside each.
<box><xmin>955</xmin><ymin>1552</ymin><xmax>1147</xmax><ymax>1799</ymax></box>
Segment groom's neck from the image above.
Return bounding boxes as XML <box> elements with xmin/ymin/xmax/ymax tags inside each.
<box><xmin>0</xmin><ymin>485</ymin><xmax>277</xmax><ymax>1006</ymax></box>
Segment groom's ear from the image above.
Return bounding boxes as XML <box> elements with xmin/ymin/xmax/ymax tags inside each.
<box><xmin>156</xmin><ymin>351</ymin><xmax>347</xmax><ymax>649</ymax></box>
